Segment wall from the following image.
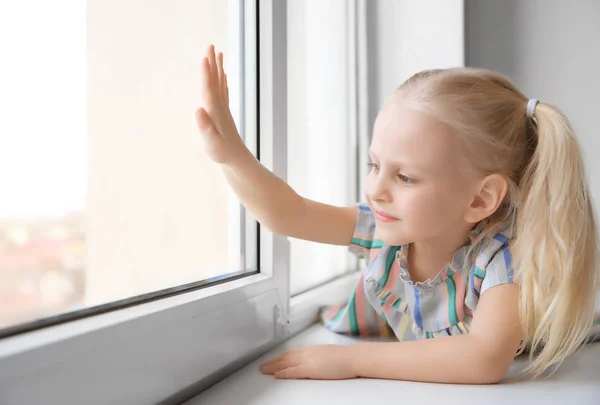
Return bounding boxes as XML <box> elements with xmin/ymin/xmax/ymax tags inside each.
<box><xmin>466</xmin><ymin>0</ymin><xmax>600</xmax><ymax>220</ymax></box>
<box><xmin>366</xmin><ymin>0</ymin><xmax>465</xmax><ymax>128</ymax></box>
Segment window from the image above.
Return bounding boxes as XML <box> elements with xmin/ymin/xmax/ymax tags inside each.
<box><xmin>0</xmin><ymin>0</ymin><xmax>257</xmax><ymax>334</ymax></box>
<box><xmin>1</xmin><ymin>1</ymin><xmax>292</xmax><ymax>403</ymax></box>
<box><xmin>0</xmin><ymin>0</ymin><xmax>368</xmax><ymax>403</ymax></box>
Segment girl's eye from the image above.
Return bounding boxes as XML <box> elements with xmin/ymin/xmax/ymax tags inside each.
<box><xmin>399</xmin><ymin>174</ymin><xmax>416</xmax><ymax>184</ymax></box>
<box><xmin>368</xmin><ymin>162</ymin><xmax>416</xmax><ymax>184</ymax></box>
<box><xmin>367</xmin><ymin>162</ymin><xmax>379</xmax><ymax>172</ymax></box>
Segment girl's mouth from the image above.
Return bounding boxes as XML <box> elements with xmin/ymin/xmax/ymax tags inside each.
<box><xmin>374</xmin><ymin>210</ymin><xmax>399</xmax><ymax>222</ymax></box>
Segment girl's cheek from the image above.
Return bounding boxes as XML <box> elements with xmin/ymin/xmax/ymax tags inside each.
<box><xmin>397</xmin><ymin>193</ymin><xmax>420</xmax><ymax>214</ymax></box>
<box><xmin>402</xmin><ymin>194</ymin><xmax>436</xmax><ymax>222</ymax></box>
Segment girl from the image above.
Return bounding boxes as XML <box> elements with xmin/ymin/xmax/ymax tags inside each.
<box><xmin>195</xmin><ymin>45</ymin><xmax>600</xmax><ymax>383</ymax></box>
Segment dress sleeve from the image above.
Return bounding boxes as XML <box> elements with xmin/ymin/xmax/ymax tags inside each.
<box><xmin>348</xmin><ymin>203</ymin><xmax>377</xmax><ymax>260</ymax></box>
<box><xmin>481</xmin><ymin>245</ymin><xmax>514</xmax><ymax>295</ymax></box>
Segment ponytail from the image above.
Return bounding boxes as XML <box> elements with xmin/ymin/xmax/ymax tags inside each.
<box><xmin>512</xmin><ymin>102</ymin><xmax>599</xmax><ymax>376</ymax></box>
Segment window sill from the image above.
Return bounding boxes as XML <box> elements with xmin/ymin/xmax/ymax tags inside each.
<box><xmin>186</xmin><ymin>324</ymin><xmax>600</xmax><ymax>405</ymax></box>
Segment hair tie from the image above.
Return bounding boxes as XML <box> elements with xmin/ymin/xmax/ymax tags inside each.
<box><xmin>526</xmin><ymin>99</ymin><xmax>539</xmax><ymax>119</ymax></box>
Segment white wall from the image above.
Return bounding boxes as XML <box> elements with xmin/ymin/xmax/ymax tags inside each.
<box><xmin>366</xmin><ymin>0</ymin><xmax>465</xmax><ymax>128</ymax></box>
<box><xmin>466</xmin><ymin>0</ymin><xmax>600</xmax><ymax>220</ymax></box>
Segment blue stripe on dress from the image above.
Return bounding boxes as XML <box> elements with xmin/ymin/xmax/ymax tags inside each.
<box><xmin>414</xmin><ymin>288</ymin><xmax>423</xmax><ymax>329</ymax></box>
<box><xmin>504</xmin><ymin>248</ymin><xmax>514</xmax><ymax>282</ymax></box>
<box><xmin>470</xmin><ymin>267</ymin><xmax>480</xmax><ymax>297</ymax></box>
<box><xmin>494</xmin><ymin>233</ymin><xmax>509</xmax><ymax>244</ymax></box>
<box><xmin>354</xmin><ymin>224</ymin><xmax>373</xmax><ymax>232</ymax></box>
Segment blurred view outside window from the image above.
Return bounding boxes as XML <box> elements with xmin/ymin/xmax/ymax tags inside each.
<box><xmin>0</xmin><ymin>0</ymin><xmax>255</xmax><ymax>331</ymax></box>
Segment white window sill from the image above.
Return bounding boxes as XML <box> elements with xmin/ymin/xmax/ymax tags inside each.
<box><xmin>185</xmin><ymin>324</ymin><xmax>600</xmax><ymax>405</ymax></box>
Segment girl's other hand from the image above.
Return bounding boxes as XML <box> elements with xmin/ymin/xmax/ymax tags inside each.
<box><xmin>259</xmin><ymin>345</ymin><xmax>359</xmax><ymax>380</ymax></box>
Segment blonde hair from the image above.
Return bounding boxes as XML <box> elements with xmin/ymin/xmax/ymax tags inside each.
<box><xmin>393</xmin><ymin>68</ymin><xmax>599</xmax><ymax>377</ymax></box>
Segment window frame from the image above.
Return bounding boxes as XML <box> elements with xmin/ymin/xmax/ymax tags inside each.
<box><xmin>227</xmin><ymin>0</ymin><xmax>259</xmax><ymax>274</ymax></box>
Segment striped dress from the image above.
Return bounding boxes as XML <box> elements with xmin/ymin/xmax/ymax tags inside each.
<box><xmin>322</xmin><ymin>203</ymin><xmax>600</xmax><ymax>341</ymax></box>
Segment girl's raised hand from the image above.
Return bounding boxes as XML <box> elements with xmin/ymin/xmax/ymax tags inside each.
<box><xmin>195</xmin><ymin>44</ymin><xmax>248</xmax><ymax>165</ymax></box>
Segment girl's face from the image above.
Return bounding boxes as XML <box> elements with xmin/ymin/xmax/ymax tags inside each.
<box><xmin>365</xmin><ymin>103</ymin><xmax>477</xmax><ymax>246</ymax></box>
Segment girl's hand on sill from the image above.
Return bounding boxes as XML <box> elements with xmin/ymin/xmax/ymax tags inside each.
<box><xmin>259</xmin><ymin>344</ymin><xmax>358</xmax><ymax>380</ymax></box>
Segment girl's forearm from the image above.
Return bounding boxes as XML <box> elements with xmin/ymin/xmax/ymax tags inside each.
<box><xmin>350</xmin><ymin>335</ymin><xmax>510</xmax><ymax>384</ymax></box>
<box><xmin>222</xmin><ymin>151</ymin><xmax>357</xmax><ymax>246</ymax></box>
<box><xmin>222</xmin><ymin>150</ymin><xmax>305</xmax><ymax>237</ymax></box>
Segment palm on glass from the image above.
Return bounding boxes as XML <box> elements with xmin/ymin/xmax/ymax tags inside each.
<box><xmin>195</xmin><ymin>44</ymin><xmax>247</xmax><ymax>164</ymax></box>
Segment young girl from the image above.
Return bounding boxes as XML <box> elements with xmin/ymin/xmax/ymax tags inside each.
<box><xmin>195</xmin><ymin>45</ymin><xmax>600</xmax><ymax>384</ymax></box>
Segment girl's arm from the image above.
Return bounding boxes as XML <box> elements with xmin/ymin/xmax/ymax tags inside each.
<box><xmin>261</xmin><ymin>283</ymin><xmax>523</xmax><ymax>384</ymax></box>
<box><xmin>196</xmin><ymin>45</ymin><xmax>357</xmax><ymax>245</ymax></box>
<box><xmin>352</xmin><ymin>284</ymin><xmax>522</xmax><ymax>383</ymax></box>
<box><xmin>222</xmin><ymin>153</ymin><xmax>357</xmax><ymax>245</ymax></box>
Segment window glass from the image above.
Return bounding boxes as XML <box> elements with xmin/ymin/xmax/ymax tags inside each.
<box><xmin>0</xmin><ymin>0</ymin><xmax>256</xmax><ymax>331</ymax></box>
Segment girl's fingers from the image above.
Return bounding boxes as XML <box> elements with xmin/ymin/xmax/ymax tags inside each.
<box><xmin>260</xmin><ymin>356</ymin><xmax>283</xmax><ymax>368</ymax></box>
<box><xmin>200</xmin><ymin>57</ymin><xmax>211</xmax><ymax>99</ymax></box>
<box><xmin>260</xmin><ymin>358</ymin><xmax>297</xmax><ymax>374</ymax></box>
<box><xmin>217</xmin><ymin>52</ymin><xmax>226</xmax><ymax>101</ymax></box>
<box><xmin>206</xmin><ymin>44</ymin><xmax>219</xmax><ymax>90</ymax></box>
<box><xmin>274</xmin><ymin>365</ymin><xmax>310</xmax><ymax>379</ymax></box>
<box><xmin>195</xmin><ymin>107</ymin><xmax>214</xmax><ymax>133</ymax></box>
<box><xmin>224</xmin><ymin>73</ymin><xmax>229</xmax><ymax>106</ymax></box>
<box><xmin>259</xmin><ymin>353</ymin><xmax>302</xmax><ymax>374</ymax></box>
<box><xmin>203</xmin><ymin>46</ymin><xmax>229</xmax><ymax>106</ymax></box>
<box><xmin>195</xmin><ymin>106</ymin><xmax>223</xmax><ymax>141</ymax></box>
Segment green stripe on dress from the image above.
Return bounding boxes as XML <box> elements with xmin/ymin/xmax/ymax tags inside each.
<box><xmin>351</xmin><ymin>238</ymin><xmax>373</xmax><ymax>249</ymax></box>
<box><xmin>446</xmin><ymin>276</ymin><xmax>459</xmax><ymax>326</ymax></box>
<box><xmin>348</xmin><ymin>292</ymin><xmax>359</xmax><ymax>335</ymax></box>
<box><xmin>378</xmin><ymin>245</ymin><xmax>400</xmax><ymax>287</ymax></box>
<box><xmin>473</xmin><ymin>266</ymin><xmax>486</xmax><ymax>279</ymax></box>
<box><xmin>371</xmin><ymin>239</ymin><xmax>385</xmax><ymax>249</ymax></box>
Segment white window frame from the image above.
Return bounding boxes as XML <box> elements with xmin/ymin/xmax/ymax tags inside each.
<box><xmin>228</xmin><ymin>0</ymin><xmax>259</xmax><ymax>274</ymax></box>
<box><xmin>0</xmin><ymin>0</ymin><xmax>371</xmax><ymax>402</ymax></box>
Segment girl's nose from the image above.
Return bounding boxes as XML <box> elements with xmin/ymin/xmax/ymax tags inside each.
<box><xmin>369</xmin><ymin>175</ymin><xmax>391</xmax><ymax>203</ymax></box>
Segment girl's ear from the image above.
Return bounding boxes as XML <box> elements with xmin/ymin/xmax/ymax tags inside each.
<box><xmin>464</xmin><ymin>174</ymin><xmax>508</xmax><ymax>224</ymax></box>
